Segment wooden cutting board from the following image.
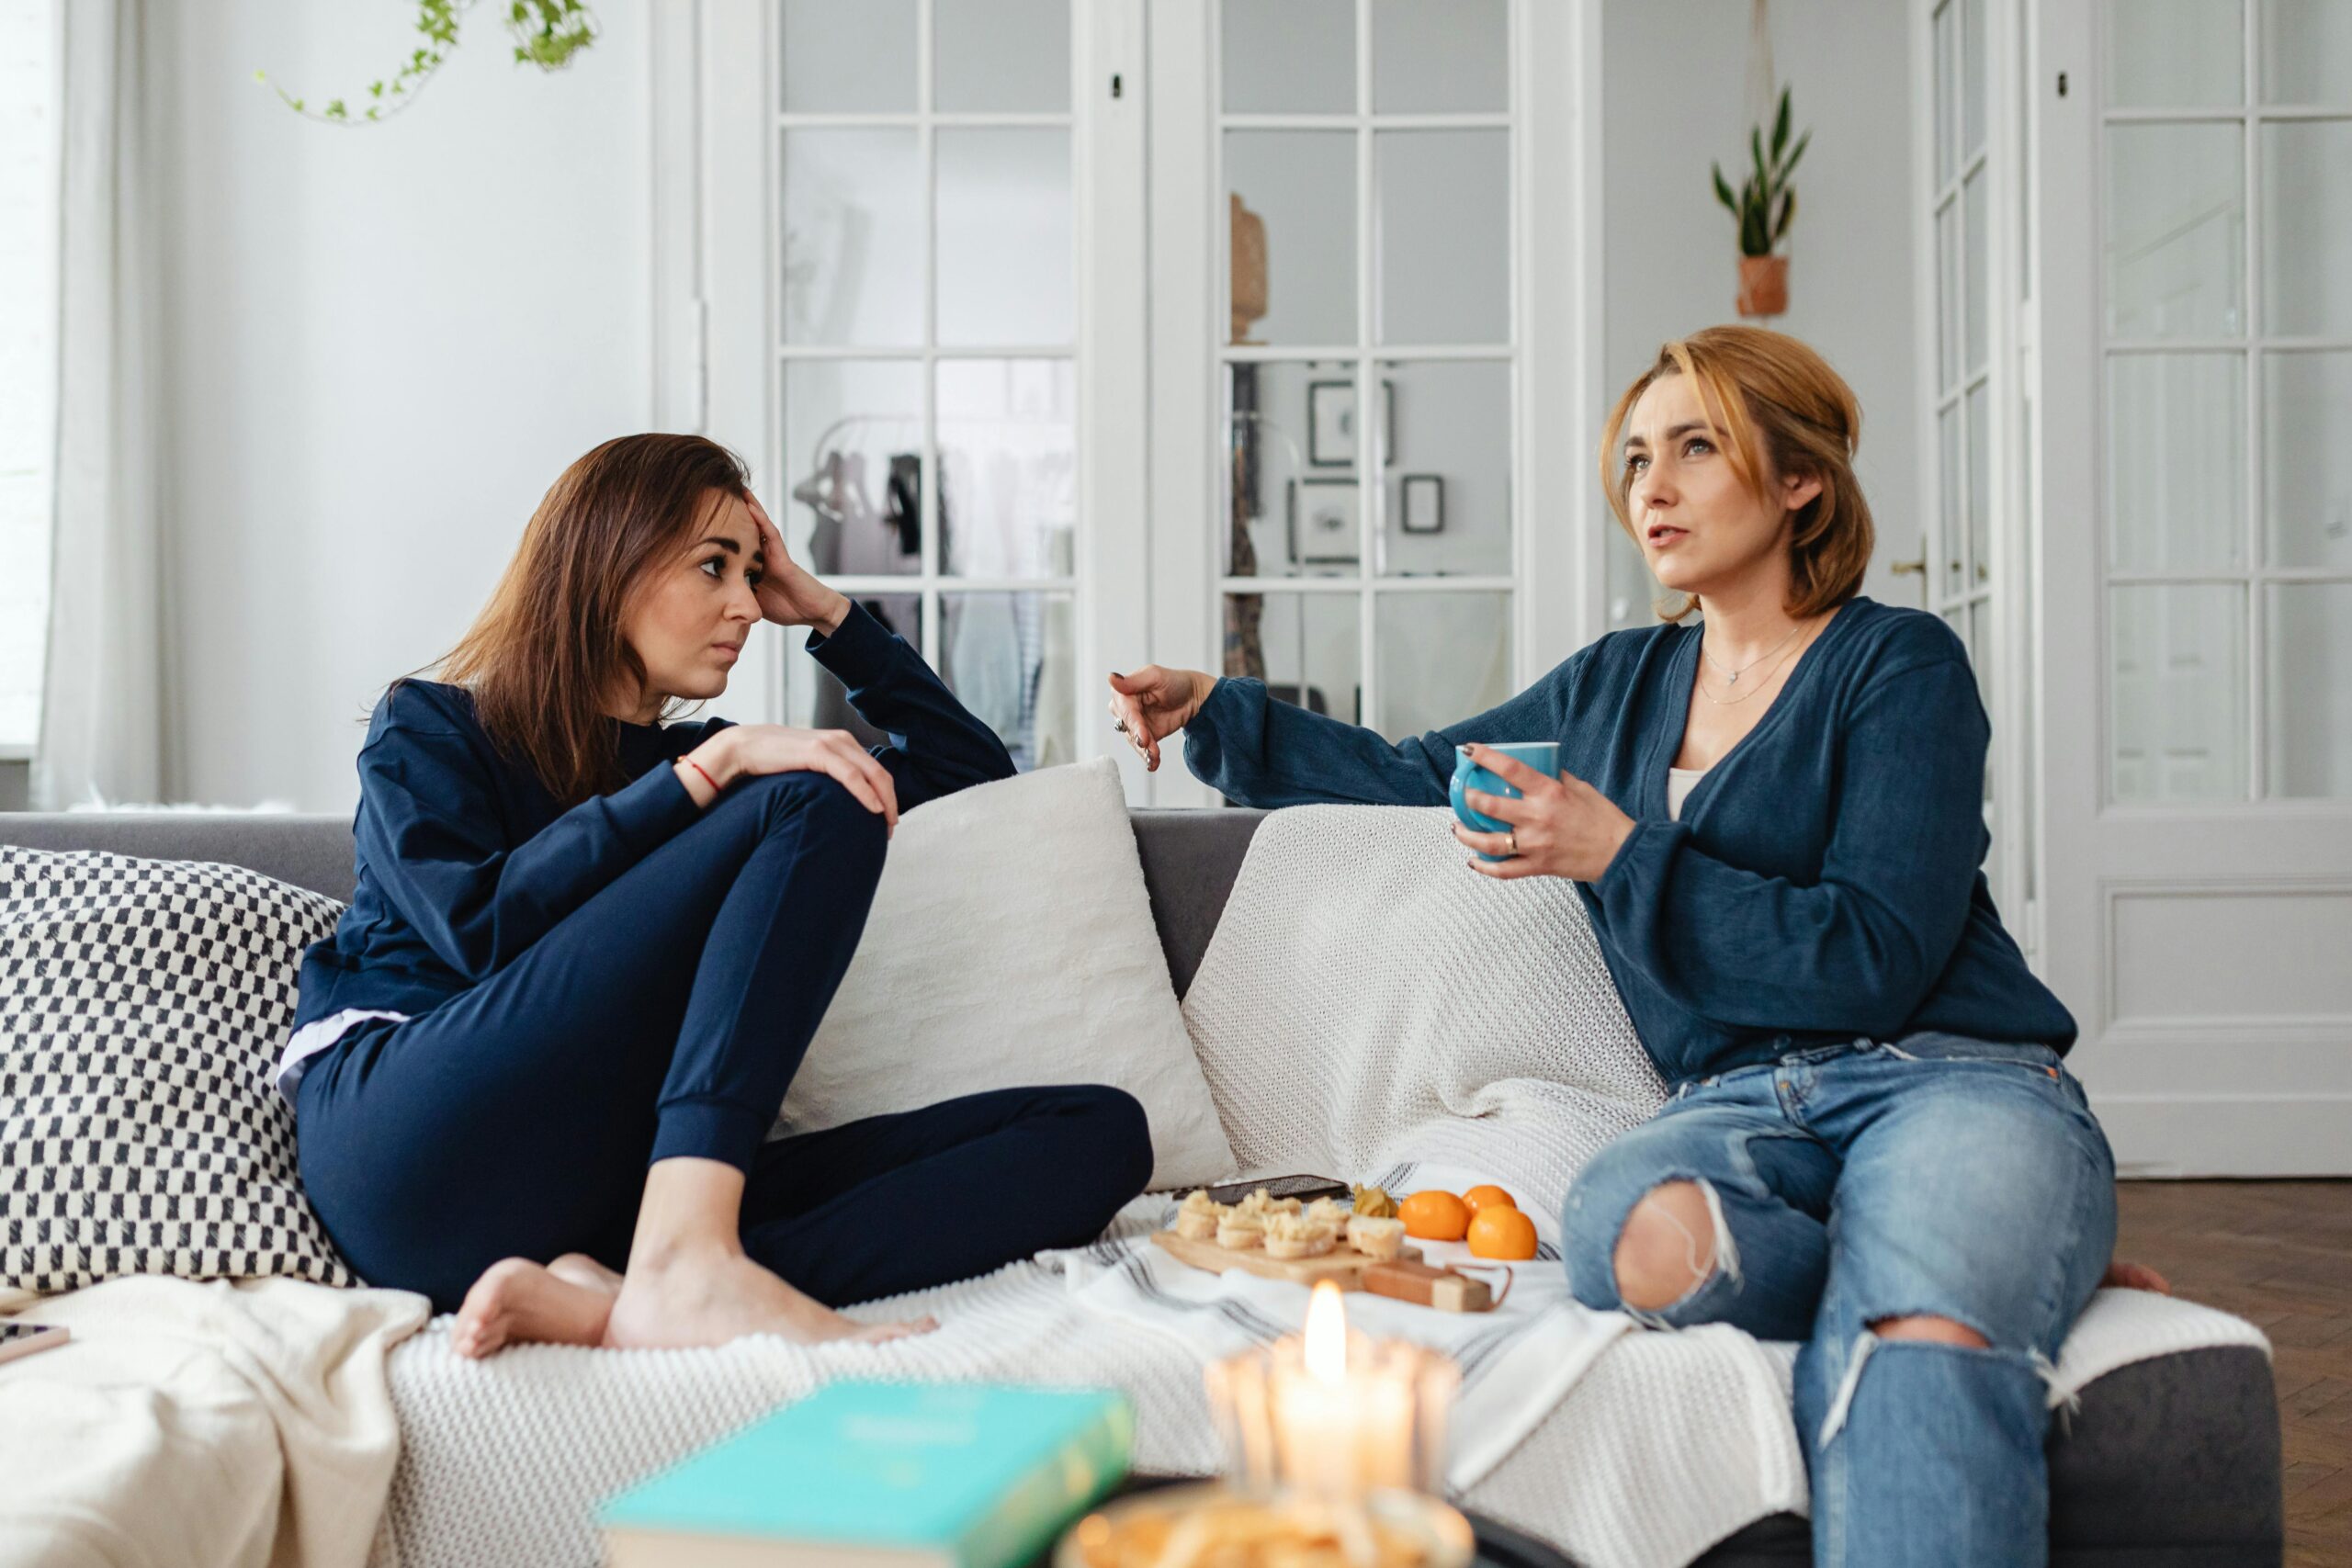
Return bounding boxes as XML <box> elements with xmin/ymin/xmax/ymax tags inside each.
<box><xmin>1149</xmin><ymin>1228</ymin><xmax>1423</xmax><ymax>1289</ymax></box>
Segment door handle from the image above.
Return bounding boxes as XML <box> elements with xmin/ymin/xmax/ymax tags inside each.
<box><xmin>1889</xmin><ymin>552</ymin><xmax>1929</xmax><ymax>610</ymax></box>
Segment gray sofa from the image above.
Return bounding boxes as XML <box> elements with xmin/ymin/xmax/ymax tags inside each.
<box><xmin>2</xmin><ymin>810</ymin><xmax>2284</xmax><ymax>1567</ymax></box>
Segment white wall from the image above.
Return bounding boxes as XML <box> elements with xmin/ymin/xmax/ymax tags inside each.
<box><xmin>155</xmin><ymin>1</ymin><xmax>653</xmax><ymax>811</ymax></box>
<box><xmin>1600</xmin><ymin>0</ymin><xmax>1920</xmax><ymax>631</ymax></box>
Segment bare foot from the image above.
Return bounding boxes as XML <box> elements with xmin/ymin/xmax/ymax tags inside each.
<box><xmin>548</xmin><ymin>1252</ymin><xmax>626</xmax><ymax>1297</ymax></box>
<box><xmin>451</xmin><ymin>1258</ymin><xmax>620</xmax><ymax>1358</ymax></box>
<box><xmin>600</xmin><ymin>1243</ymin><xmax>939</xmax><ymax>1351</ymax></box>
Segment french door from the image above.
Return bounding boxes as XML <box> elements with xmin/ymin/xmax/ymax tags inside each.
<box><xmin>2035</xmin><ymin>0</ymin><xmax>2352</xmax><ymax>1174</ymax></box>
<box><xmin>681</xmin><ymin>0</ymin><xmax>1593</xmax><ymax>806</ymax></box>
<box><xmin>1139</xmin><ymin>0</ymin><xmax>1599</xmax><ymax>806</ymax></box>
<box><xmin>687</xmin><ymin>0</ymin><xmax>1151</xmax><ymax>788</ymax></box>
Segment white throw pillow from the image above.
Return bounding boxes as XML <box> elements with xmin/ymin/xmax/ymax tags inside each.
<box><xmin>776</xmin><ymin>758</ymin><xmax>1236</xmax><ymax>1190</ymax></box>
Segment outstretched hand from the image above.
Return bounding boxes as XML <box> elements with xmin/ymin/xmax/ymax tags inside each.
<box><xmin>1451</xmin><ymin>743</ymin><xmax>1638</xmax><ymax>883</ymax></box>
<box><xmin>1105</xmin><ymin>666</ymin><xmax>1215</xmax><ymax>773</ymax></box>
<box><xmin>2101</xmin><ymin>1258</ymin><xmax>2172</xmax><ymax>1294</ymax></box>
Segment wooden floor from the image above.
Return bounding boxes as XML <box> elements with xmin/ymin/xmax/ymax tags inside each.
<box><xmin>2113</xmin><ymin>1180</ymin><xmax>2352</xmax><ymax>1567</ymax></box>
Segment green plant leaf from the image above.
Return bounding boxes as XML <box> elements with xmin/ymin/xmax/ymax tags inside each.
<box><xmin>1774</xmin><ymin>187</ymin><xmax>1795</xmax><ymax>243</ymax></box>
<box><xmin>1771</xmin><ymin>87</ymin><xmax>1791</xmax><ymax>159</ymax></box>
<box><xmin>1713</xmin><ymin>164</ymin><xmax>1738</xmax><ymax>214</ymax></box>
<box><xmin>268</xmin><ymin>0</ymin><xmax>598</xmax><ymax>127</ymax></box>
<box><xmin>1782</xmin><ymin>129</ymin><xmax>1810</xmax><ymax>180</ymax></box>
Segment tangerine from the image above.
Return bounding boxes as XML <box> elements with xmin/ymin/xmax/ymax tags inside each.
<box><xmin>1397</xmin><ymin>1190</ymin><xmax>1471</xmax><ymax>1242</ymax></box>
<box><xmin>1466</xmin><ymin>1206</ymin><xmax>1539</xmax><ymax>1261</ymax></box>
<box><xmin>1460</xmin><ymin>1184</ymin><xmax>1518</xmax><ymax>1215</ymax></box>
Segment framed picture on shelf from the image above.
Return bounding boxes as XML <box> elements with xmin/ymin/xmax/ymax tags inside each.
<box><xmin>1306</xmin><ymin>379</ymin><xmax>1397</xmax><ymax>468</ymax></box>
<box><xmin>1288</xmin><ymin>477</ymin><xmax>1360</xmax><ymax>567</ymax></box>
<box><xmin>1400</xmin><ymin>473</ymin><xmax>1445</xmax><ymax>535</ymax></box>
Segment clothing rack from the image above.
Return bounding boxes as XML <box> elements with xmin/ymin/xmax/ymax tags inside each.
<box><xmin>800</xmin><ymin>412</ymin><xmax>1075</xmax><ymax>479</ymax></box>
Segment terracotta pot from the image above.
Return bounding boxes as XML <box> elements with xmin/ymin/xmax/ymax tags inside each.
<box><xmin>1736</xmin><ymin>254</ymin><xmax>1789</xmax><ymax>318</ymax></box>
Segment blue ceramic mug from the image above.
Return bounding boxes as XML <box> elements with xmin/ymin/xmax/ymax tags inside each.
<box><xmin>1451</xmin><ymin>742</ymin><xmax>1561</xmax><ymax>862</ymax></box>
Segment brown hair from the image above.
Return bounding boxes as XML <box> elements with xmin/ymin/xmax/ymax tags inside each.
<box><xmin>414</xmin><ymin>433</ymin><xmax>751</xmax><ymax>806</ymax></box>
<box><xmin>1598</xmin><ymin>325</ymin><xmax>1873</xmax><ymax>624</ymax></box>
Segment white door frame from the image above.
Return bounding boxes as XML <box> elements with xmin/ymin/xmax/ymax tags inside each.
<box><xmin>2031</xmin><ymin>0</ymin><xmax>2352</xmax><ymax>1175</ymax></box>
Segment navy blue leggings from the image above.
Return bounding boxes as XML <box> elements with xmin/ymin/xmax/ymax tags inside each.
<box><xmin>295</xmin><ymin>770</ymin><xmax>1154</xmax><ymax>1314</ymax></box>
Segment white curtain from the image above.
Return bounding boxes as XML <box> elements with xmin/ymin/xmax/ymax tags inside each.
<box><xmin>33</xmin><ymin>0</ymin><xmax>164</xmax><ymax>810</ymax></box>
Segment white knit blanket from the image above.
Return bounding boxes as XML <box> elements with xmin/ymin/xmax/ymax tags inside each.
<box><xmin>1182</xmin><ymin>808</ymin><xmax>1668</xmax><ymax>1204</ymax></box>
<box><xmin>364</xmin><ymin>807</ymin><xmax>2270</xmax><ymax>1568</ymax></box>
<box><xmin>1048</xmin><ymin>1163</ymin><xmax>1630</xmax><ymax>1495</ymax></box>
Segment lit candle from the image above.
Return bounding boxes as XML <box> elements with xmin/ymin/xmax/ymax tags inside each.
<box><xmin>1261</xmin><ymin>1283</ymin><xmax>1433</xmax><ymax>1495</ymax></box>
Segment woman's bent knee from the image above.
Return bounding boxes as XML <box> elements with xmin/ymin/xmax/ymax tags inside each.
<box><xmin>1869</xmin><ymin>1314</ymin><xmax>1991</xmax><ymax>1349</ymax></box>
<box><xmin>1070</xmin><ymin>1086</ymin><xmax>1154</xmax><ymax>1201</ymax></box>
<box><xmin>732</xmin><ymin>770</ymin><xmax>890</xmax><ymax>853</ymax></box>
<box><xmin>1612</xmin><ymin>1180</ymin><xmax>1719</xmax><ymax>1311</ymax></box>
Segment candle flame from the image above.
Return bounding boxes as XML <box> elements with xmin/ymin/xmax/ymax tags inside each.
<box><xmin>1304</xmin><ymin>1280</ymin><xmax>1347</xmax><ymax>1384</ymax></box>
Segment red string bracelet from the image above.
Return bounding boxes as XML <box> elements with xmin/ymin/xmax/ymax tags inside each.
<box><xmin>684</xmin><ymin>759</ymin><xmax>719</xmax><ymax>795</ymax></box>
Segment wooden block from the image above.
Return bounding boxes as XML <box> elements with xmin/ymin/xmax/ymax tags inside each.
<box><xmin>1362</xmin><ymin>1259</ymin><xmax>1496</xmax><ymax>1314</ymax></box>
<box><xmin>1149</xmin><ymin>1228</ymin><xmax>1421</xmax><ymax>1288</ymax></box>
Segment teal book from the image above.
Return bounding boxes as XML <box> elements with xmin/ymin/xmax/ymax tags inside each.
<box><xmin>597</xmin><ymin>1381</ymin><xmax>1135</xmax><ymax>1568</ymax></box>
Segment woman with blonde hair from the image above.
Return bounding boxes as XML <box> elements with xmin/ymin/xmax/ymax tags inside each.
<box><xmin>288</xmin><ymin>433</ymin><xmax>1151</xmax><ymax>1357</ymax></box>
<box><xmin>1108</xmin><ymin>325</ymin><xmax>2161</xmax><ymax>1566</ymax></box>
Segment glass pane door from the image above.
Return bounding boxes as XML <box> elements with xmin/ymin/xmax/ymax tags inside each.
<box><xmin>776</xmin><ymin>0</ymin><xmax>1080</xmax><ymax>771</ymax></box>
<box><xmin>1928</xmin><ymin>0</ymin><xmax>2004</xmax><ymax>844</ymax></box>
<box><xmin>2100</xmin><ymin>0</ymin><xmax>2352</xmax><ymax>801</ymax></box>
<box><xmin>1216</xmin><ymin>0</ymin><xmax>1518</xmax><ymax>746</ymax></box>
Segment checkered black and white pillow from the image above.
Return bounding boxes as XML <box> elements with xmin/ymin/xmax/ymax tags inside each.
<box><xmin>1</xmin><ymin>845</ymin><xmax>358</xmax><ymax>1293</ymax></box>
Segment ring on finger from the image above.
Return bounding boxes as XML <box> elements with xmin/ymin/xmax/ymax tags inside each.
<box><xmin>1506</xmin><ymin>828</ymin><xmax>1520</xmax><ymax>856</ymax></box>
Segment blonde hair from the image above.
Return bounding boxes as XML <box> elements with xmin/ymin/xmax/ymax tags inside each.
<box><xmin>1599</xmin><ymin>325</ymin><xmax>1873</xmax><ymax>624</ymax></box>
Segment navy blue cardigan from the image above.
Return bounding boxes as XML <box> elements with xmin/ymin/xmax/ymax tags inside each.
<box><xmin>1182</xmin><ymin>597</ymin><xmax>2076</xmax><ymax>1086</ymax></box>
<box><xmin>293</xmin><ymin>604</ymin><xmax>1014</xmax><ymax>1029</ymax></box>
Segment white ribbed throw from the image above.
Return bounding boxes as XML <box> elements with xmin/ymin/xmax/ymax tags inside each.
<box><xmin>1048</xmin><ymin>1164</ymin><xmax>1633</xmax><ymax>1494</ymax></box>
<box><xmin>366</xmin><ymin>807</ymin><xmax>2270</xmax><ymax>1568</ymax></box>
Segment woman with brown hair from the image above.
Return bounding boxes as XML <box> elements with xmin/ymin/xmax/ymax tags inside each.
<box><xmin>1108</xmin><ymin>326</ymin><xmax>2163</xmax><ymax>1566</ymax></box>
<box><xmin>287</xmin><ymin>433</ymin><xmax>1151</xmax><ymax>1356</ymax></box>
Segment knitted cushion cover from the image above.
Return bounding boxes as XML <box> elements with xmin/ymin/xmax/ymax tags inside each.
<box><xmin>0</xmin><ymin>845</ymin><xmax>356</xmax><ymax>1292</ymax></box>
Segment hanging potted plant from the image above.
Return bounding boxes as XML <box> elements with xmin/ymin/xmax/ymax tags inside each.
<box><xmin>1713</xmin><ymin>86</ymin><xmax>1809</xmax><ymax>318</ymax></box>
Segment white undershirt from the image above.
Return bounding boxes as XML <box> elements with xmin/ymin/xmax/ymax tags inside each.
<box><xmin>275</xmin><ymin>1010</ymin><xmax>409</xmax><ymax>1102</ymax></box>
<box><xmin>1667</xmin><ymin>766</ymin><xmax>1707</xmax><ymax>822</ymax></box>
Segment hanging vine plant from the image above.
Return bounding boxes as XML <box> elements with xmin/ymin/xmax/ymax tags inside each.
<box><xmin>254</xmin><ymin>0</ymin><xmax>598</xmax><ymax>126</ymax></box>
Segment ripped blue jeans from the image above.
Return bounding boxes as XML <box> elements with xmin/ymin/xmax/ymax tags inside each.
<box><xmin>1560</xmin><ymin>1033</ymin><xmax>2117</xmax><ymax>1568</ymax></box>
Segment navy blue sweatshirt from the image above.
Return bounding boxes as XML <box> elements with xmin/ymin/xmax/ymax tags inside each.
<box><xmin>1182</xmin><ymin>597</ymin><xmax>2076</xmax><ymax>1086</ymax></box>
<box><xmin>293</xmin><ymin>604</ymin><xmax>1015</xmax><ymax>1030</ymax></box>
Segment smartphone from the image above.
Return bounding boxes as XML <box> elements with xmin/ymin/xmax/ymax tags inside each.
<box><xmin>0</xmin><ymin>1321</ymin><xmax>70</xmax><ymax>1367</ymax></box>
<box><xmin>1204</xmin><ymin>1173</ymin><xmax>1352</xmax><ymax>1207</ymax></box>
